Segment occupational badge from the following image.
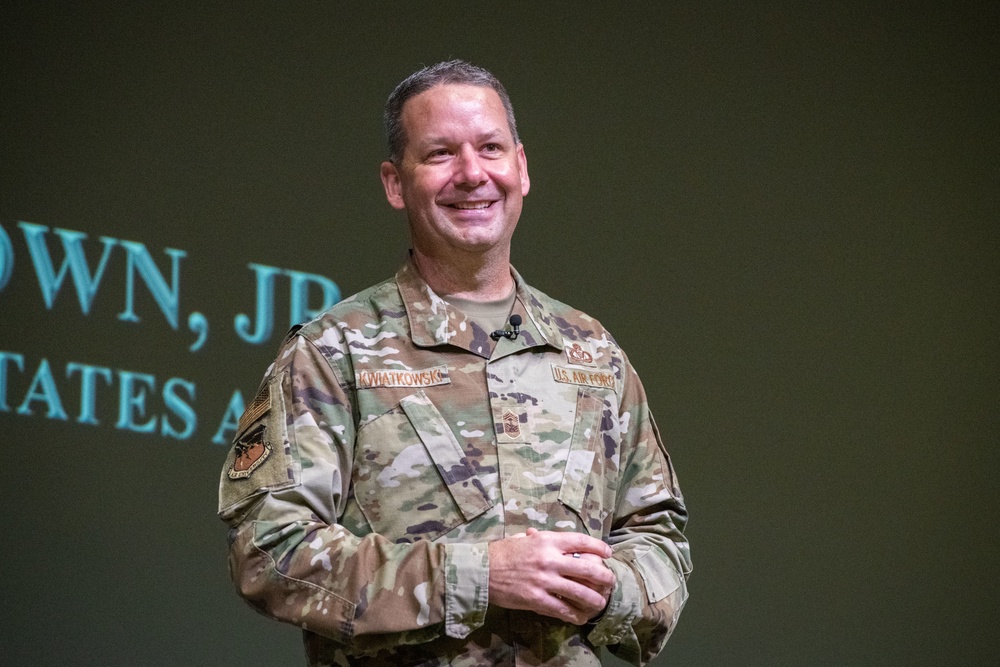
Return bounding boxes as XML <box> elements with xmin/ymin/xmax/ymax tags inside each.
<box><xmin>564</xmin><ymin>341</ymin><xmax>597</xmax><ymax>367</ymax></box>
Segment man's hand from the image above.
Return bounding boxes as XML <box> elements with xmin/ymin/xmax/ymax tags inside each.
<box><xmin>488</xmin><ymin>528</ymin><xmax>615</xmax><ymax>625</ymax></box>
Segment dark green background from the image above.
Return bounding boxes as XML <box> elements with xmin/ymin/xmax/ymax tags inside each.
<box><xmin>1</xmin><ymin>2</ymin><xmax>996</xmax><ymax>665</ymax></box>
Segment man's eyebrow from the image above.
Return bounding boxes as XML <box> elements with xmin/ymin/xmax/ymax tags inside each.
<box><xmin>417</xmin><ymin>129</ymin><xmax>507</xmax><ymax>148</ymax></box>
<box><xmin>416</xmin><ymin>136</ymin><xmax>450</xmax><ymax>148</ymax></box>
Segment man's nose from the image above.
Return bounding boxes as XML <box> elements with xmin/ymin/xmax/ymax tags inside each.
<box><xmin>453</xmin><ymin>145</ymin><xmax>486</xmax><ymax>187</ymax></box>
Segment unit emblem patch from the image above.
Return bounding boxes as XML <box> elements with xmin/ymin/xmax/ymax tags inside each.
<box><xmin>228</xmin><ymin>425</ymin><xmax>272</xmax><ymax>480</ymax></box>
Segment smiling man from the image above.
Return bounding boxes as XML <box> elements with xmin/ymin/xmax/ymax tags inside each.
<box><xmin>381</xmin><ymin>82</ymin><xmax>528</xmax><ymax>282</ymax></box>
<box><xmin>219</xmin><ymin>60</ymin><xmax>691</xmax><ymax>666</ymax></box>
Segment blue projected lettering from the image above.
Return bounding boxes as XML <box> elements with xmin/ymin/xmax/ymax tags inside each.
<box><xmin>287</xmin><ymin>268</ymin><xmax>341</xmax><ymax>329</ymax></box>
<box><xmin>66</xmin><ymin>362</ymin><xmax>114</xmax><ymax>425</ymax></box>
<box><xmin>212</xmin><ymin>390</ymin><xmax>245</xmax><ymax>445</ymax></box>
<box><xmin>118</xmin><ymin>240</ymin><xmax>185</xmax><ymax>329</ymax></box>
<box><xmin>0</xmin><ymin>352</ymin><xmax>26</xmax><ymax>411</ymax></box>
<box><xmin>20</xmin><ymin>222</ymin><xmax>118</xmax><ymax>314</ymax></box>
<box><xmin>16</xmin><ymin>358</ymin><xmax>68</xmax><ymax>420</ymax></box>
<box><xmin>162</xmin><ymin>377</ymin><xmax>196</xmax><ymax>439</ymax></box>
<box><xmin>234</xmin><ymin>263</ymin><xmax>282</xmax><ymax>344</ymax></box>
<box><xmin>235</xmin><ymin>264</ymin><xmax>341</xmax><ymax>345</ymax></box>
<box><xmin>0</xmin><ymin>224</ymin><xmax>13</xmax><ymax>291</ymax></box>
<box><xmin>3</xmin><ymin>353</ymin><xmax>201</xmax><ymax>440</ymax></box>
<box><xmin>116</xmin><ymin>371</ymin><xmax>158</xmax><ymax>434</ymax></box>
<box><xmin>0</xmin><ymin>219</ymin><xmax>342</xmax><ymax>444</ymax></box>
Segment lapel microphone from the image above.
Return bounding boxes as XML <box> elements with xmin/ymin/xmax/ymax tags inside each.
<box><xmin>490</xmin><ymin>314</ymin><xmax>522</xmax><ymax>341</ymax></box>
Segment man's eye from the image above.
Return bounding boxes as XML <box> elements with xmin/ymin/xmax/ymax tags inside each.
<box><xmin>482</xmin><ymin>143</ymin><xmax>501</xmax><ymax>153</ymax></box>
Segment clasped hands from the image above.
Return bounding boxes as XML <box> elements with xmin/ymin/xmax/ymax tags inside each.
<box><xmin>487</xmin><ymin>527</ymin><xmax>614</xmax><ymax>625</ymax></box>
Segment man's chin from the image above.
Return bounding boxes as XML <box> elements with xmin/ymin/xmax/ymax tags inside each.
<box><xmin>442</xmin><ymin>223</ymin><xmax>509</xmax><ymax>250</ymax></box>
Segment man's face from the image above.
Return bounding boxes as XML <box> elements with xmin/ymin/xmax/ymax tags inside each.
<box><xmin>381</xmin><ymin>84</ymin><xmax>530</xmax><ymax>259</ymax></box>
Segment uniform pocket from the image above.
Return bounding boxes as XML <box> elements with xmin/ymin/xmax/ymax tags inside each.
<box><xmin>353</xmin><ymin>390</ymin><xmax>492</xmax><ymax>543</ymax></box>
<box><xmin>558</xmin><ymin>386</ymin><xmax>620</xmax><ymax>537</ymax></box>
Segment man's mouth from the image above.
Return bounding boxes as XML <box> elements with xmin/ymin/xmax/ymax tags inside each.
<box><xmin>447</xmin><ymin>201</ymin><xmax>494</xmax><ymax>210</ymax></box>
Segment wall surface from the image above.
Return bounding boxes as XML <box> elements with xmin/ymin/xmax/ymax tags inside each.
<box><xmin>1</xmin><ymin>2</ymin><xmax>997</xmax><ymax>665</ymax></box>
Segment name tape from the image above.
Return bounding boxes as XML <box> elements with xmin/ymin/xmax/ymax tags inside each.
<box><xmin>356</xmin><ymin>365</ymin><xmax>451</xmax><ymax>389</ymax></box>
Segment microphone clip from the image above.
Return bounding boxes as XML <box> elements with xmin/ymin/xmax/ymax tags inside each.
<box><xmin>490</xmin><ymin>314</ymin><xmax>522</xmax><ymax>341</ymax></box>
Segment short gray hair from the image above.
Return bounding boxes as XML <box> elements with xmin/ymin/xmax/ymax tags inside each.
<box><xmin>384</xmin><ymin>60</ymin><xmax>519</xmax><ymax>164</ymax></box>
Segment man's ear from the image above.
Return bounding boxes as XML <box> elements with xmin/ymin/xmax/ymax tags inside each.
<box><xmin>517</xmin><ymin>144</ymin><xmax>530</xmax><ymax>197</ymax></box>
<box><xmin>380</xmin><ymin>161</ymin><xmax>406</xmax><ymax>210</ymax></box>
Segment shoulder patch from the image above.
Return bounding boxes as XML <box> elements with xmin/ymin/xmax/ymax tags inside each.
<box><xmin>228</xmin><ymin>425</ymin><xmax>272</xmax><ymax>480</ymax></box>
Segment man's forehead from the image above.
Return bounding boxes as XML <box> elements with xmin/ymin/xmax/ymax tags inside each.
<box><xmin>401</xmin><ymin>84</ymin><xmax>511</xmax><ymax>140</ymax></box>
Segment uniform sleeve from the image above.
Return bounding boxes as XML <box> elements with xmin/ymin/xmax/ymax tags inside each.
<box><xmin>587</xmin><ymin>360</ymin><xmax>692</xmax><ymax>665</ymax></box>
<box><xmin>217</xmin><ymin>334</ymin><xmax>490</xmax><ymax>654</ymax></box>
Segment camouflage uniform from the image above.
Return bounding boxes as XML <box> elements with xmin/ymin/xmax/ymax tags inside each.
<box><xmin>219</xmin><ymin>261</ymin><xmax>691</xmax><ymax>666</ymax></box>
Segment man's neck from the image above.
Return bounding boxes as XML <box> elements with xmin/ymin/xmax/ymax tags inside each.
<box><xmin>411</xmin><ymin>247</ymin><xmax>514</xmax><ymax>301</ymax></box>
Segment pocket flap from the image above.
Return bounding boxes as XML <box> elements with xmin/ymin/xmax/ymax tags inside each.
<box><xmin>400</xmin><ymin>391</ymin><xmax>492</xmax><ymax>522</ymax></box>
<box><xmin>557</xmin><ymin>387</ymin><xmax>603</xmax><ymax>512</ymax></box>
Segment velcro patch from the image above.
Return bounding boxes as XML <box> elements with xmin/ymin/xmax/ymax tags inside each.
<box><xmin>551</xmin><ymin>364</ymin><xmax>617</xmax><ymax>390</ymax></box>
<box><xmin>218</xmin><ymin>371</ymin><xmax>300</xmax><ymax>520</ymax></box>
<box><xmin>355</xmin><ymin>365</ymin><xmax>450</xmax><ymax>389</ymax></box>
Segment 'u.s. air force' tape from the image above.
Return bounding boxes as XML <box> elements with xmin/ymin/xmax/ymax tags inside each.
<box><xmin>551</xmin><ymin>364</ymin><xmax>616</xmax><ymax>390</ymax></box>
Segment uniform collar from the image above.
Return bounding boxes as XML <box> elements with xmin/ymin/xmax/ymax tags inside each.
<box><xmin>396</xmin><ymin>259</ymin><xmax>565</xmax><ymax>358</ymax></box>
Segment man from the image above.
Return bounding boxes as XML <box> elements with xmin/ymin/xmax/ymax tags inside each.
<box><xmin>219</xmin><ymin>60</ymin><xmax>691</xmax><ymax>666</ymax></box>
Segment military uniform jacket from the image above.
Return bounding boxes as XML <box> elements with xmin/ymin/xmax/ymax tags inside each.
<box><xmin>219</xmin><ymin>261</ymin><xmax>691</xmax><ymax>666</ymax></box>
